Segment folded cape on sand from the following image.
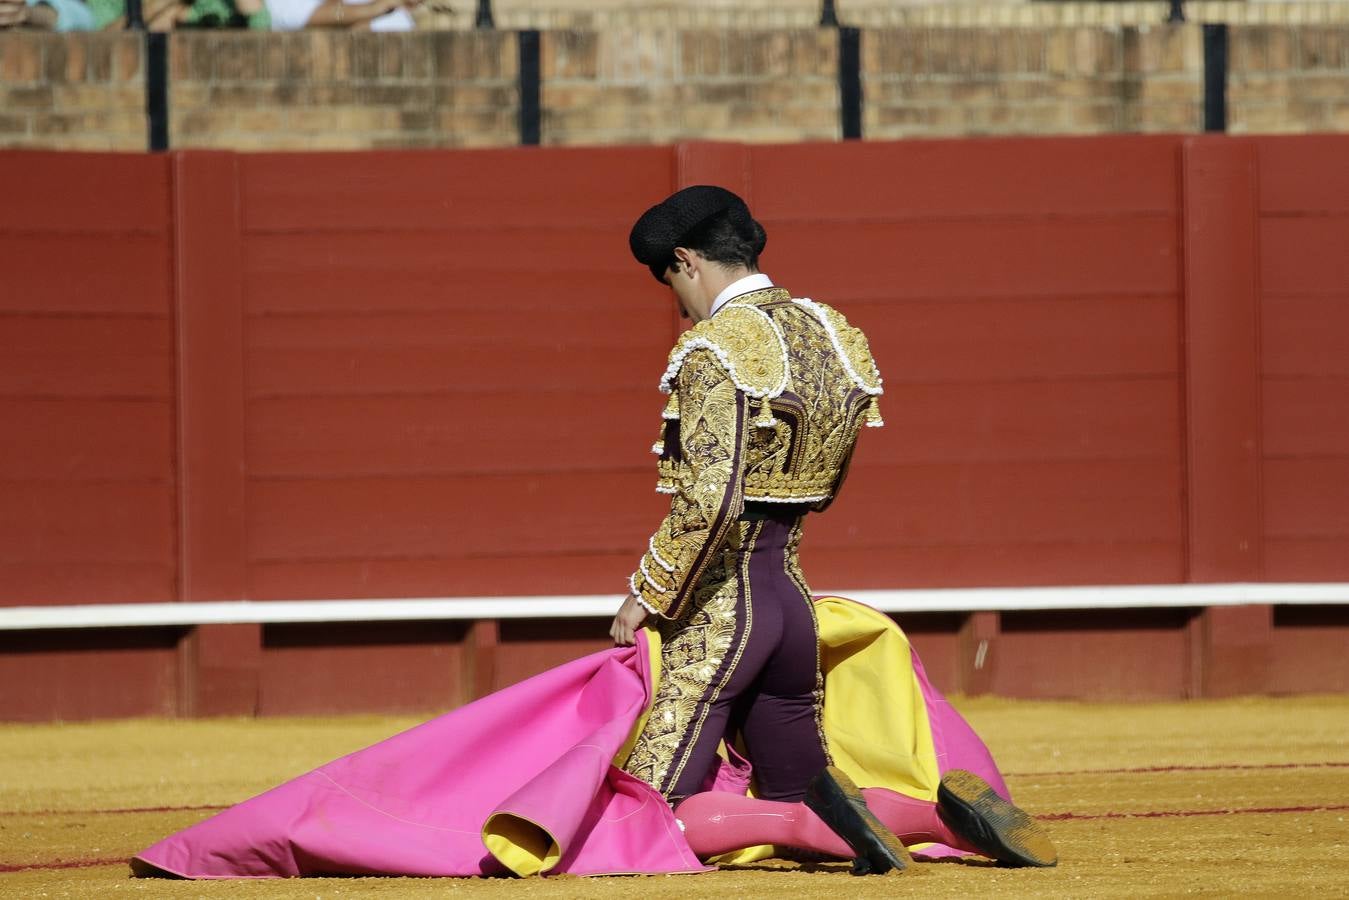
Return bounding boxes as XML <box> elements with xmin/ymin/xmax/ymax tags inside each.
<box><xmin>135</xmin><ymin>596</ymin><xmax>1011</xmax><ymax>879</ymax></box>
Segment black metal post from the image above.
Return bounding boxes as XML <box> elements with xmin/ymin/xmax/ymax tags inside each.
<box><xmin>1166</xmin><ymin>0</ymin><xmax>1185</xmax><ymax>24</ymax></box>
<box><xmin>125</xmin><ymin>0</ymin><xmax>144</xmax><ymax>30</ymax></box>
<box><xmin>838</xmin><ymin>26</ymin><xmax>862</xmax><ymax>140</ymax></box>
<box><xmin>146</xmin><ymin>31</ymin><xmax>169</xmax><ymax>151</ymax></box>
<box><xmin>819</xmin><ymin>0</ymin><xmax>839</xmax><ymax>27</ymax></box>
<box><xmin>518</xmin><ymin>30</ymin><xmax>540</xmax><ymax>146</ymax></box>
<box><xmin>1202</xmin><ymin>24</ymin><xmax>1228</xmax><ymax>132</ymax></box>
<box><xmin>474</xmin><ymin>0</ymin><xmax>493</xmax><ymax>28</ymax></box>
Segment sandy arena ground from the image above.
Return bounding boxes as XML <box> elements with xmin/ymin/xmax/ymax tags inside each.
<box><xmin>2</xmin><ymin>695</ymin><xmax>1348</xmax><ymax>899</ymax></box>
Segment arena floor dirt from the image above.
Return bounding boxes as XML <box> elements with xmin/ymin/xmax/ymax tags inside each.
<box><xmin>2</xmin><ymin>695</ymin><xmax>1347</xmax><ymax>899</ymax></box>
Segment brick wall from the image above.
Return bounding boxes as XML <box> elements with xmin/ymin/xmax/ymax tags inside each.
<box><xmin>1230</xmin><ymin>26</ymin><xmax>1349</xmax><ymax>132</ymax></box>
<box><xmin>171</xmin><ymin>32</ymin><xmax>517</xmax><ymax>149</ymax></box>
<box><xmin>425</xmin><ymin>0</ymin><xmax>1349</xmax><ymax>31</ymax></box>
<box><xmin>473</xmin><ymin>0</ymin><xmax>820</xmax><ymax>31</ymax></box>
<box><xmin>864</xmin><ymin>26</ymin><xmax>1203</xmax><ymax>137</ymax></box>
<box><xmin>2</xmin><ymin>23</ymin><xmax>1349</xmax><ymax>150</ymax></box>
<box><xmin>542</xmin><ymin>30</ymin><xmax>840</xmax><ymax>145</ymax></box>
<box><xmin>0</xmin><ymin>34</ymin><xmax>145</xmax><ymax>150</ymax></box>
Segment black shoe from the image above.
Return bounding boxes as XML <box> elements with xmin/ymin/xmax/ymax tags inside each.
<box><xmin>936</xmin><ymin>770</ymin><xmax>1058</xmax><ymax>867</ymax></box>
<box><xmin>804</xmin><ymin>766</ymin><xmax>913</xmax><ymax>876</ymax></box>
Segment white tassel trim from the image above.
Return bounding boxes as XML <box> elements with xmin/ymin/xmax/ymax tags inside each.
<box><xmin>634</xmin><ymin>592</ymin><xmax>661</xmax><ymax>616</ymax></box>
<box><xmin>651</xmin><ymin>442</ymin><xmax>665</xmax><ymax>455</ymax></box>
<box><xmin>866</xmin><ymin>419</ymin><xmax>885</xmax><ymax>427</ymax></box>
<box><xmin>655</xmin><ymin>484</ymin><xmax>677</xmax><ymax>494</ymax></box>
<box><xmin>658</xmin><ymin>338</ymin><xmax>766</xmax><ymax>398</ymax></box>
<box><xmin>639</xmin><ymin>558</ymin><xmax>667</xmax><ymax>593</ymax></box>
<box><xmin>647</xmin><ymin>538</ymin><xmax>675</xmax><ymax>573</ymax></box>
<box><xmin>791</xmin><ymin>298</ymin><xmax>884</xmax><ymax>396</ymax></box>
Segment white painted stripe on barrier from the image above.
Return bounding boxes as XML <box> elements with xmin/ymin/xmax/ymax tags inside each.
<box><xmin>0</xmin><ymin>583</ymin><xmax>1346</xmax><ymax>630</ymax></box>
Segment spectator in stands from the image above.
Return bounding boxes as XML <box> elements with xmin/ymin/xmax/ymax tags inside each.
<box><xmin>0</xmin><ymin>0</ymin><xmax>95</xmax><ymax>29</ymax></box>
<box><xmin>265</xmin><ymin>0</ymin><xmax>420</xmax><ymax>30</ymax></box>
<box><xmin>88</xmin><ymin>0</ymin><xmax>269</xmax><ymax>28</ymax></box>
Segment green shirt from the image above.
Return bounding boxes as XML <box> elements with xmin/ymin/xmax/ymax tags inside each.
<box><xmin>89</xmin><ymin>0</ymin><xmax>269</xmax><ymax>29</ymax></box>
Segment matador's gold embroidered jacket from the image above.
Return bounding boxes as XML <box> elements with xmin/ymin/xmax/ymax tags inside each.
<box><xmin>628</xmin><ymin>287</ymin><xmax>884</xmax><ymax>620</ymax></box>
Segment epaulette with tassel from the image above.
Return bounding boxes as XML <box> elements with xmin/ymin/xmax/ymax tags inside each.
<box><xmin>791</xmin><ymin>297</ymin><xmax>884</xmax><ymax>427</ymax></box>
<box><xmin>657</xmin><ymin>303</ymin><xmax>790</xmax><ymax>427</ymax></box>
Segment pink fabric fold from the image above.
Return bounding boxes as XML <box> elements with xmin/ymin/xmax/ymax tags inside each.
<box><xmin>136</xmin><ymin>599</ymin><xmax>1016</xmax><ymax>879</ymax></box>
<box><xmin>137</xmin><ymin>632</ymin><xmax>702</xmax><ymax>878</ymax></box>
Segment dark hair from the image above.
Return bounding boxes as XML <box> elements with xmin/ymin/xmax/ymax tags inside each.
<box><xmin>674</xmin><ymin>208</ymin><xmax>767</xmax><ymax>274</ymax></box>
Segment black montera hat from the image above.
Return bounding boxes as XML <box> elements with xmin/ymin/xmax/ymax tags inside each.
<box><xmin>629</xmin><ymin>185</ymin><xmax>762</xmax><ymax>282</ymax></box>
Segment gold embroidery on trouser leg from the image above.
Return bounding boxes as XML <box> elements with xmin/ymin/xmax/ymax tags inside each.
<box><xmin>782</xmin><ymin>519</ymin><xmax>833</xmax><ymax>767</ymax></box>
<box><xmin>622</xmin><ymin>520</ymin><xmax>761</xmax><ymax>797</ymax></box>
<box><xmin>663</xmin><ymin>520</ymin><xmax>761</xmax><ymax>795</ymax></box>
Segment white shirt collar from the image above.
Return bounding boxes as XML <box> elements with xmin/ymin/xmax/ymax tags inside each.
<box><xmin>709</xmin><ymin>273</ymin><xmax>774</xmax><ymax>318</ymax></box>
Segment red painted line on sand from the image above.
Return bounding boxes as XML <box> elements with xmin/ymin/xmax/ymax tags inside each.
<box><xmin>4</xmin><ymin>763</ymin><xmax>1349</xmax><ymax>819</ymax></box>
<box><xmin>1038</xmin><ymin>803</ymin><xmax>1349</xmax><ymax>822</ymax></box>
<box><xmin>6</xmin><ymin>804</ymin><xmax>1349</xmax><ymax>875</ymax></box>
<box><xmin>0</xmin><ymin>803</ymin><xmax>226</xmax><ymax>818</ymax></box>
<box><xmin>0</xmin><ymin>857</ymin><xmax>123</xmax><ymax>873</ymax></box>
<box><xmin>1006</xmin><ymin>761</ymin><xmax>1349</xmax><ymax>778</ymax></box>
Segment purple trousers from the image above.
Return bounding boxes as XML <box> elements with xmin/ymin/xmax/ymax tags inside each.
<box><xmin>657</xmin><ymin>511</ymin><xmax>831</xmax><ymax>803</ymax></box>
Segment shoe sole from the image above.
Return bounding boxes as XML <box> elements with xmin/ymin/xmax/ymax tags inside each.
<box><xmin>936</xmin><ymin>770</ymin><xmax>1058</xmax><ymax>868</ymax></box>
<box><xmin>805</xmin><ymin>766</ymin><xmax>913</xmax><ymax>876</ymax></box>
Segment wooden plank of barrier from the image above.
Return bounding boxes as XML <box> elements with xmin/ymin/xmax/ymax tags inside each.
<box><xmin>172</xmin><ymin>151</ymin><xmax>256</xmax><ymax>716</ymax></box>
<box><xmin>1181</xmin><ymin>136</ymin><xmax>1263</xmax><ymax>583</ymax></box>
<box><xmin>1194</xmin><ymin>603</ymin><xmax>1274</xmax><ymax>698</ymax></box>
<box><xmin>179</xmin><ymin>622</ymin><xmax>261</xmax><ymax>717</ymax></box>
<box><xmin>463</xmin><ymin>618</ymin><xmax>499</xmax><ymax>704</ymax></box>
<box><xmin>1257</xmin><ymin>137</ymin><xmax>1349</xmax><ymax>583</ymax></box>
<box><xmin>1181</xmin><ymin>136</ymin><xmax>1269</xmax><ymax>697</ymax></box>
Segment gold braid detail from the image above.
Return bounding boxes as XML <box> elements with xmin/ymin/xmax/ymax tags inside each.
<box><xmin>630</xmin><ymin>350</ymin><xmax>749</xmax><ymax>620</ymax></box>
<box><xmin>658</xmin><ymin>305</ymin><xmax>789</xmax><ymax>402</ymax></box>
<box><xmin>660</xmin><ymin>519</ymin><xmax>762</xmax><ymax>796</ymax></box>
<box><xmin>622</xmin><ymin>522</ymin><xmax>756</xmax><ymax>795</ymax></box>
<box><xmin>648</xmin><ymin>290</ymin><xmax>886</xmax><ymax>510</ymax></box>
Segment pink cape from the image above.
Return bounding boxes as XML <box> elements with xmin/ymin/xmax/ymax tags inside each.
<box><xmin>135</xmin><ymin>601</ymin><xmax>1009</xmax><ymax>878</ymax></box>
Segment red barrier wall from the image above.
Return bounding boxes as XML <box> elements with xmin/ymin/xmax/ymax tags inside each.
<box><xmin>744</xmin><ymin>138</ymin><xmax>1186</xmax><ymax>589</ymax></box>
<box><xmin>1259</xmin><ymin>139</ymin><xmax>1349</xmax><ymax>579</ymax></box>
<box><xmin>2</xmin><ymin>136</ymin><xmax>1347</xmax><ymax>719</ymax></box>
<box><xmin>0</xmin><ymin>154</ymin><xmax>183</xmax><ymax>719</ymax></box>
<box><xmin>1256</xmin><ymin>139</ymin><xmax>1349</xmax><ymax>691</ymax></box>
<box><xmin>238</xmin><ymin>147</ymin><xmax>675</xmax><ymax>601</ymax></box>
